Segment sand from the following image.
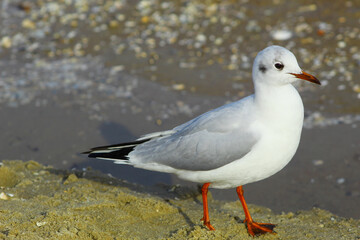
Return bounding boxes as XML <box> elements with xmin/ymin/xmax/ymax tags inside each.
<box><xmin>0</xmin><ymin>160</ymin><xmax>359</xmax><ymax>240</ymax></box>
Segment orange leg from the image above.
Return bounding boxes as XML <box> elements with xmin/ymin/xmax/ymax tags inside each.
<box><xmin>201</xmin><ymin>183</ymin><xmax>215</xmax><ymax>230</ymax></box>
<box><xmin>236</xmin><ymin>186</ymin><xmax>276</xmax><ymax>236</ymax></box>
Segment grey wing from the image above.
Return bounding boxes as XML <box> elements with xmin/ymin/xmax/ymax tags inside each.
<box><xmin>130</xmin><ymin>96</ymin><xmax>260</xmax><ymax>171</ymax></box>
<box><xmin>131</xmin><ymin>128</ymin><xmax>259</xmax><ymax>171</ymax></box>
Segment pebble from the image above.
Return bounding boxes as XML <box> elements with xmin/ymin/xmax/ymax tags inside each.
<box><xmin>312</xmin><ymin>160</ymin><xmax>324</xmax><ymax>166</ymax></box>
<box><xmin>298</xmin><ymin>4</ymin><xmax>317</xmax><ymax>12</ymax></box>
<box><xmin>36</xmin><ymin>221</ymin><xmax>47</xmax><ymax>227</ymax></box>
<box><xmin>196</xmin><ymin>34</ymin><xmax>207</xmax><ymax>43</ymax></box>
<box><xmin>352</xmin><ymin>85</ymin><xmax>360</xmax><ymax>93</ymax></box>
<box><xmin>337</xmin><ymin>85</ymin><xmax>346</xmax><ymax>91</ymax></box>
<box><xmin>172</xmin><ymin>84</ymin><xmax>185</xmax><ymax>91</ymax></box>
<box><xmin>338</xmin><ymin>41</ymin><xmax>346</xmax><ymax>48</ymax></box>
<box><xmin>1</xmin><ymin>36</ymin><xmax>12</xmax><ymax>48</ymax></box>
<box><xmin>22</xmin><ymin>19</ymin><xmax>36</xmax><ymax>29</ymax></box>
<box><xmin>0</xmin><ymin>192</ymin><xmax>9</xmax><ymax>200</ymax></box>
<box><xmin>336</xmin><ymin>178</ymin><xmax>345</xmax><ymax>185</ymax></box>
<box><xmin>271</xmin><ymin>30</ymin><xmax>293</xmax><ymax>41</ymax></box>
<box><xmin>110</xmin><ymin>65</ymin><xmax>125</xmax><ymax>75</ymax></box>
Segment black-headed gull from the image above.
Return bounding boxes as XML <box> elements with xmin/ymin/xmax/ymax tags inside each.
<box><xmin>83</xmin><ymin>45</ymin><xmax>320</xmax><ymax>236</ymax></box>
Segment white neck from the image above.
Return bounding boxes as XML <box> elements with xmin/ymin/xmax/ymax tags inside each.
<box><xmin>254</xmin><ymin>82</ymin><xmax>304</xmax><ymax>129</ymax></box>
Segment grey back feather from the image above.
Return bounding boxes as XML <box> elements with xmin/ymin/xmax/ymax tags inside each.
<box><xmin>130</xmin><ymin>96</ymin><xmax>260</xmax><ymax>171</ymax></box>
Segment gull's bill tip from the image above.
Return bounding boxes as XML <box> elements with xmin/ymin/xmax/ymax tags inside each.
<box><xmin>290</xmin><ymin>71</ymin><xmax>321</xmax><ymax>85</ymax></box>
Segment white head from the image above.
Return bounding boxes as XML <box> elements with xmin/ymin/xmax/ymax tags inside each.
<box><xmin>252</xmin><ymin>45</ymin><xmax>320</xmax><ymax>86</ymax></box>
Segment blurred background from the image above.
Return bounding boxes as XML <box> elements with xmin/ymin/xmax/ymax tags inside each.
<box><xmin>0</xmin><ymin>0</ymin><xmax>359</xmax><ymax>218</ymax></box>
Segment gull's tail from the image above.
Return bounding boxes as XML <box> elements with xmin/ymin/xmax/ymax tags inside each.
<box><xmin>82</xmin><ymin>130</ymin><xmax>175</xmax><ymax>163</ymax></box>
<box><xmin>82</xmin><ymin>139</ymin><xmax>150</xmax><ymax>163</ymax></box>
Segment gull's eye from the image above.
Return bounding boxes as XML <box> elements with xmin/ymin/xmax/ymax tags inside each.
<box><xmin>274</xmin><ymin>62</ymin><xmax>284</xmax><ymax>70</ymax></box>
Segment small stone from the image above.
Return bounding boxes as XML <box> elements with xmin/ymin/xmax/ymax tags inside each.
<box><xmin>298</xmin><ymin>4</ymin><xmax>317</xmax><ymax>12</ymax></box>
<box><xmin>141</xmin><ymin>16</ymin><xmax>150</xmax><ymax>24</ymax></box>
<box><xmin>317</xmin><ymin>29</ymin><xmax>325</xmax><ymax>36</ymax></box>
<box><xmin>110</xmin><ymin>65</ymin><xmax>125</xmax><ymax>75</ymax></box>
<box><xmin>337</xmin><ymin>85</ymin><xmax>346</xmax><ymax>91</ymax></box>
<box><xmin>227</xmin><ymin>63</ymin><xmax>237</xmax><ymax>70</ymax></box>
<box><xmin>70</xmin><ymin>20</ymin><xmax>78</xmax><ymax>28</ymax></box>
<box><xmin>109</xmin><ymin>20</ymin><xmax>119</xmax><ymax>28</ymax></box>
<box><xmin>172</xmin><ymin>84</ymin><xmax>185</xmax><ymax>91</ymax></box>
<box><xmin>179</xmin><ymin>62</ymin><xmax>196</xmax><ymax>69</ymax></box>
<box><xmin>0</xmin><ymin>192</ymin><xmax>9</xmax><ymax>200</ymax></box>
<box><xmin>295</xmin><ymin>23</ymin><xmax>312</xmax><ymax>33</ymax></box>
<box><xmin>214</xmin><ymin>38</ymin><xmax>223</xmax><ymax>45</ymax></box>
<box><xmin>336</xmin><ymin>178</ymin><xmax>345</xmax><ymax>184</ymax></box>
<box><xmin>36</xmin><ymin>221</ymin><xmax>47</xmax><ymax>227</ymax></box>
<box><xmin>338</xmin><ymin>41</ymin><xmax>346</xmax><ymax>48</ymax></box>
<box><xmin>116</xmin><ymin>14</ymin><xmax>125</xmax><ymax>21</ymax></box>
<box><xmin>116</xmin><ymin>44</ymin><xmax>125</xmax><ymax>54</ymax></box>
<box><xmin>271</xmin><ymin>30</ymin><xmax>293</xmax><ymax>41</ymax></box>
<box><xmin>352</xmin><ymin>85</ymin><xmax>360</xmax><ymax>93</ymax></box>
<box><xmin>246</xmin><ymin>20</ymin><xmax>261</xmax><ymax>32</ymax></box>
<box><xmin>196</xmin><ymin>34</ymin><xmax>207</xmax><ymax>43</ymax></box>
<box><xmin>22</xmin><ymin>19</ymin><xmax>36</xmax><ymax>29</ymax></box>
<box><xmin>125</xmin><ymin>21</ymin><xmax>136</xmax><ymax>28</ymax></box>
<box><xmin>1</xmin><ymin>36</ymin><xmax>12</xmax><ymax>48</ymax></box>
<box><xmin>300</xmin><ymin>37</ymin><xmax>314</xmax><ymax>44</ymax></box>
<box><xmin>312</xmin><ymin>159</ymin><xmax>324</xmax><ymax>166</ymax></box>
<box><xmin>338</xmin><ymin>17</ymin><xmax>346</xmax><ymax>23</ymax></box>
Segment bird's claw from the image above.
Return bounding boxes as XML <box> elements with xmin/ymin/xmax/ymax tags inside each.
<box><xmin>201</xmin><ymin>218</ymin><xmax>215</xmax><ymax>230</ymax></box>
<box><xmin>245</xmin><ymin>221</ymin><xmax>276</xmax><ymax>236</ymax></box>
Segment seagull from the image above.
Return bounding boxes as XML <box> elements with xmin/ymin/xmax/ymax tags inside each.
<box><xmin>83</xmin><ymin>45</ymin><xmax>320</xmax><ymax>236</ymax></box>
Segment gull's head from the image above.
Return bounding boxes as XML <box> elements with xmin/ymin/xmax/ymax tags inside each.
<box><xmin>252</xmin><ymin>45</ymin><xmax>320</xmax><ymax>86</ymax></box>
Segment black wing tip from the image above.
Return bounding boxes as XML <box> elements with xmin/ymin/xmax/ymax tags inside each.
<box><xmin>82</xmin><ymin>138</ymin><xmax>151</xmax><ymax>159</ymax></box>
<box><xmin>87</xmin><ymin>151</ymin><xmax>130</xmax><ymax>160</ymax></box>
<box><xmin>84</xmin><ymin>138</ymin><xmax>151</xmax><ymax>153</ymax></box>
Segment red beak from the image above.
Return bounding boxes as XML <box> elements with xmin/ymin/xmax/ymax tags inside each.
<box><xmin>290</xmin><ymin>71</ymin><xmax>321</xmax><ymax>85</ymax></box>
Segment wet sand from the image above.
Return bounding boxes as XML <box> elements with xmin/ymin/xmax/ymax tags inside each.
<box><xmin>1</xmin><ymin>160</ymin><xmax>359</xmax><ymax>239</ymax></box>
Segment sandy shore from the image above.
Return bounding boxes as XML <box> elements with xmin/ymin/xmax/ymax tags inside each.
<box><xmin>0</xmin><ymin>160</ymin><xmax>358</xmax><ymax>239</ymax></box>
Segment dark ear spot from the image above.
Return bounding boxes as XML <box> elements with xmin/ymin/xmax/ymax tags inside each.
<box><xmin>259</xmin><ymin>64</ymin><xmax>267</xmax><ymax>73</ymax></box>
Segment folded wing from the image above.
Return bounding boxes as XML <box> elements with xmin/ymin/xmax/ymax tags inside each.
<box><xmin>130</xmin><ymin>96</ymin><xmax>260</xmax><ymax>171</ymax></box>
